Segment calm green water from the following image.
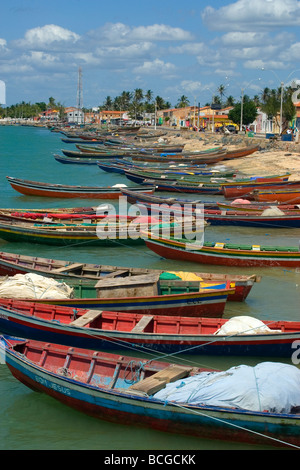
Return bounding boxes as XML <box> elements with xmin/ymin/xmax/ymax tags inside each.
<box><xmin>0</xmin><ymin>125</ymin><xmax>299</xmax><ymax>450</ymax></box>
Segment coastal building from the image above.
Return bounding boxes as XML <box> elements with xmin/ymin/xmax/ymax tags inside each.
<box><xmin>65</xmin><ymin>106</ymin><xmax>84</xmax><ymax>125</ymax></box>
<box><xmin>156</xmin><ymin>105</ymin><xmax>236</xmax><ymax>130</ymax></box>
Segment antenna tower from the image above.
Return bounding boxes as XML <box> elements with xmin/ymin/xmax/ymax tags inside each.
<box><xmin>77</xmin><ymin>67</ymin><xmax>83</xmax><ymax>110</ymax></box>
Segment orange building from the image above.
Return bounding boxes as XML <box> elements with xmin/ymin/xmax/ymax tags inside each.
<box><xmin>157</xmin><ymin>105</ymin><xmax>235</xmax><ymax>130</ymax></box>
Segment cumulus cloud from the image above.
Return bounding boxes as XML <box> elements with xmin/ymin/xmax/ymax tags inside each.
<box><xmin>180</xmin><ymin>80</ymin><xmax>202</xmax><ymax>94</ymax></box>
<box><xmin>96</xmin><ymin>42</ymin><xmax>153</xmax><ymax>59</ymax></box>
<box><xmin>133</xmin><ymin>58</ymin><xmax>176</xmax><ymax>75</ymax></box>
<box><xmin>89</xmin><ymin>22</ymin><xmax>193</xmax><ymax>44</ymax></box>
<box><xmin>169</xmin><ymin>43</ymin><xmax>205</xmax><ymax>55</ymax></box>
<box><xmin>202</xmin><ymin>0</ymin><xmax>300</xmax><ymax>31</ymax></box>
<box><xmin>13</xmin><ymin>24</ymin><xmax>80</xmax><ymax>49</ymax></box>
<box><xmin>130</xmin><ymin>24</ymin><xmax>193</xmax><ymax>41</ymax></box>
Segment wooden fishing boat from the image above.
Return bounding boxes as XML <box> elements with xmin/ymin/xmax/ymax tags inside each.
<box><xmin>202</xmin><ymin>208</ymin><xmax>300</xmax><ymax>228</ymax></box>
<box><xmin>54</xmin><ymin>154</ymin><xmax>103</xmax><ymax>165</ymax></box>
<box><xmin>120</xmin><ymin>187</ymin><xmax>218</xmax><ymax>209</ymax></box>
<box><xmin>0</xmin><ymin>217</ymin><xmax>191</xmax><ymax>247</ymax></box>
<box><xmin>2</xmin><ymin>337</ymin><xmax>300</xmax><ymax>448</ymax></box>
<box><xmin>0</xmin><ymin>210</ymin><xmax>155</xmax><ymax>225</ymax></box>
<box><xmin>6</xmin><ymin>176</ymin><xmax>155</xmax><ymax>199</ymax></box>
<box><xmin>131</xmin><ymin>145</ymin><xmax>259</xmax><ymax>164</ymax></box>
<box><xmin>253</xmin><ymin>188</ymin><xmax>300</xmax><ymax>204</ymax></box>
<box><xmin>80</xmin><ymin>144</ymin><xmax>223</xmax><ymax>155</ymax></box>
<box><xmin>144</xmin><ymin>233</ymin><xmax>300</xmax><ymax>268</ymax></box>
<box><xmin>0</xmin><ymin>251</ymin><xmax>260</xmax><ymax>301</ymax></box>
<box><xmin>103</xmin><ymin>142</ymin><xmax>185</xmax><ymax>153</ymax></box>
<box><xmin>60</xmin><ymin>149</ymin><xmax>127</xmax><ymax>159</ymax></box>
<box><xmin>125</xmin><ymin>198</ymin><xmax>300</xmax><ymax>228</ymax></box>
<box><xmin>124</xmin><ymin>172</ymin><xmax>223</xmax><ymax>194</ymax></box>
<box><xmin>124</xmin><ymin>170</ymin><xmax>288</xmax><ymax>193</ymax></box>
<box><xmin>222</xmin><ymin>180</ymin><xmax>300</xmax><ymax>199</ymax></box>
<box><xmin>0</xmin><ymin>299</ymin><xmax>295</xmax><ymax>356</ymax></box>
<box><xmin>0</xmin><ymin>273</ymin><xmax>234</xmax><ymax>317</ymax></box>
<box><xmin>217</xmin><ymin>201</ymin><xmax>300</xmax><ymax>212</ymax></box>
<box><xmin>124</xmin><ymin>168</ymin><xmax>288</xmax><ymax>184</ymax></box>
<box><xmin>97</xmin><ymin>161</ymin><xmax>237</xmax><ymax>177</ymax></box>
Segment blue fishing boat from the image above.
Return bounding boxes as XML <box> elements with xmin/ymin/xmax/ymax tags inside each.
<box><xmin>1</xmin><ymin>336</ymin><xmax>300</xmax><ymax>449</ymax></box>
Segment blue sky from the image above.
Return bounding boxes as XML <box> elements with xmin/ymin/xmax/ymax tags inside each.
<box><xmin>1</xmin><ymin>0</ymin><xmax>300</xmax><ymax>107</ymax></box>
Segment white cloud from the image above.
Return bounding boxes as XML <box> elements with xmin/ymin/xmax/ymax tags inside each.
<box><xmin>202</xmin><ymin>0</ymin><xmax>300</xmax><ymax>31</ymax></box>
<box><xmin>169</xmin><ymin>43</ymin><xmax>204</xmax><ymax>55</ymax></box>
<box><xmin>130</xmin><ymin>24</ymin><xmax>193</xmax><ymax>41</ymax></box>
<box><xmin>89</xmin><ymin>22</ymin><xmax>193</xmax><ymax>44</ymax></box>
<box><xmin>133</xmin><ymin>58</ymin><xmax>176</xmax><ymax>75</ymax></box>
<box><xmin>180</xmin><ymin>80</ymin><xmax>202</xmax><ymax>94</ymax></box>
<box><xmin>220</xmin><ymin>32</ymin><xmax>267</xmax><ymax>46</ymax></box>
<box><xmin>14</xmin><ymin>24</ymin><xmax>80</xmax><ymax>49</ymax></box>
<box><xmin>96</xmin><ymin>42</ymin><xmax>153</xmax><ymax>59</ymax></box>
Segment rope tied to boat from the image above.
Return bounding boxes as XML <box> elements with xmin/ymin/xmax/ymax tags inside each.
<box><xmin>124</xmin><ymin>360</ymin><xmax>146</xmax><ymax>384</ymax></box>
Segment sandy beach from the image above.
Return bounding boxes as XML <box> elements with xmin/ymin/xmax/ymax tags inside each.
<box><xmin>158</xmin><ymin>130</ymin><xmax>300</xmax><ymax>180</ymax></box>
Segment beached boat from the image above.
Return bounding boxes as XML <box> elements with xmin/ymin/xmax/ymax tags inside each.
<box><xmin>144</xmin><ymin>234</ymin><xmax>300</xmax><ymax>268</ymax></box>
<box><xmin>222</xmin><ymin>180</ymin><xmax>300</xmax><ymax>199</ymax></box>
<box><xmin>124</xmin><ymin>170</ymin><xmax>289</xmax><ymax>194</ymax></box>
<box><xmin>1</xmin><ymin>337</ymin><xmax>299</xmax><ymax>448</ymax></box>
<box><xmin>0</xmin><ymin>273</ymin><xmax>234</xmax><ymax>317</ymax></box>
<box><xmin>0</xmin><ymin>251</ymin><xmax>259</xmax><ymax>301</ymax></box>
<box><xmin>97</xmin><ymin>161</ymin><xmax>237</xmax><ymax>177</ymax></box>
<box><xmin>131</xmin><ymin>145</ymin><xmax>259</xmax><ymax>164</ymax></box>
<box><xmin>124</xmin><ymin>172</ymin><xmax>223</xmax><ymax>194</ymax></box>
<box><xmin>0</xmin><ymin>300</ymin><xmax>294</xmax><ymax>356</ymax></box>
<box><xmin>217</xmin><ymin>201</ymin><xmax>300</xmax><ymax>212</ymax></box>
<box><xmin>252</xmin><ymin>188</ymin><xmax>300</xmax><ymax>204</ymax></box>
<box><xmin>6</xmin><ymin>176</ymin><xmax>155</xmax><ymax>199</ymax></box>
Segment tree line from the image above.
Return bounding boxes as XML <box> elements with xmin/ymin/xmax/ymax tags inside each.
<box><xmin>0</xmin><ymin>85</ymin><xmax>297</xmax><ymax>132</ymax></box>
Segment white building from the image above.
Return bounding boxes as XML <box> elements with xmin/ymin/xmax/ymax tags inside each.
<box><xmin>65</xmin><ymin>107</ymin><xmax>85</xmax><ymax>125</ymax></box>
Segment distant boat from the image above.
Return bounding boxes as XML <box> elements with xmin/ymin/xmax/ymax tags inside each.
<box><xmin>6</xmin><ymin>176</ymin><xmax>155</xmax><ymax>199</ymax></box>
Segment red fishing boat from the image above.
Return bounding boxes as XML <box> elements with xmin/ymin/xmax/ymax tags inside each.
<box><xmin>6</xmin><ymin>176</ymin><xmax>155</xmax><ymax>199</ymax></box>
<box><xmin>2</xmin><ymin>336</ymin><xmax>300</xmax><ymax>448</ymax></box>
<box><xmin>144</xmin><ymin>233</ymin><xmax>300</xmax><ymax>268</ymax></box>
<box><xmin>0</xmin><ymin>299</ymin><xmax>297</xmax><ymax>357</ymax></box>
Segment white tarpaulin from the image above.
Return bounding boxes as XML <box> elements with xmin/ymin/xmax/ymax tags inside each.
<box><xmin>214</xmin><ymin>316</ymin><xmax>281</xmax><ymax>335</ymax></box>
<box><xmin>153</xmin><ymin>362</ymin><xmax>300</xmax><ymax>413</ymax></box>
<box><xmin>0</xmin><ymin>273</ymin><xmax>73</xmax><ymax>299</ymax></box>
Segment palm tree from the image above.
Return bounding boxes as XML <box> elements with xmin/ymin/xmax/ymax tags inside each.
<box><xmin>225</xmin><ymin>95</ymin><xmax>235</xmax><ymax>107</ymax></box>
<box><xmin>145</xmin><ymin>90</ymin><xmax>153</xmax><ymax>103</ymax></box>
<box><xmin>102</xmin><ymin>96</ymin><xmax>113</xmax><ymax>110</ymax></box>
<box><xmin>217</xmin><ymin>84</ymin><xmax>226</xmax><ymax>107</ymax></box>
<box><xmin>176</xmin><ymin>95</ymin><xmax>190</xmax><ymax>108</ymax></box>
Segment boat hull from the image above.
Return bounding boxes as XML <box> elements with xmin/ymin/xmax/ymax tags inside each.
<box><xmin>145</xmin><ymin>237</ymin><xmax>300</xmax><ymax>268</ymax></box>
<box><xmin>0</xmin><ymin>302</ymin><xmax>297</xmax><ymax>357</ymax></box>
<box><xmin>0</xmin><ymin>251</ymin><xmax>257</xmax><ymax>302</ymax></box>
<box><xmin>6</xmin><ymin>177</ymin><xmax>154</xmax><ymax>199</ymax></box>
<box><xmin>2</xmin><ymin>339</ymin><xmax>300</xmax><ymax>448</ymax></box>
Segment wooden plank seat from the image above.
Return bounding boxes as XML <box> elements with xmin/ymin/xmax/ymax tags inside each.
<box><xmin>131</xmin><ymin>315</ymin><xmax>153</xmax><ymax>333</ymax></box>
<box><xmin>52</xmin><ymin>263</ymin><xmax>84</xmax><ymax>273</ymax></box>
<box><xmin>70</xmin><ymin>309</ymin><xmax>103</xmax><ymax>327</ymax></box>
<box><xmin>128</xmin><ymin>364</ymin><xmax>194</xmax><ymax>395</ymax></box>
